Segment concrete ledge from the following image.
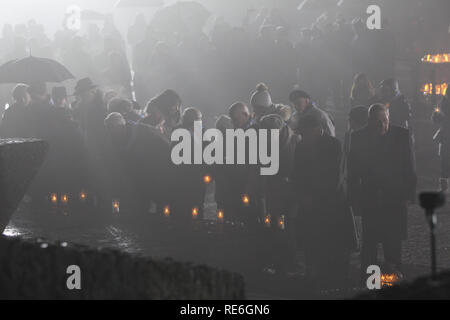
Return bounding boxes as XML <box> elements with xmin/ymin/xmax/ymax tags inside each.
<box><xmin>0</xmin><ymin>139</ymin><xmax>48</xmax><ymax>232</ymax></box>
<box><xmin>0</xmin><ymin>236</ymin><xmax>246</xmax><ymax>299</ymax></box>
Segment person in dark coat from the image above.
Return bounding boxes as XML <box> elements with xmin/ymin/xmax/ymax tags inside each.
<box><xmin>224</xmin><ymin>102</ymin><xmax>258</xmax><ymax>225</ymax></box>
<box><xmin>141</xmin><ymin>89</ymin><xmax>182</xmax><ymax>140</ymax></box>
<box><xmin>0</xmin><ymin>83</ymin><xmax>32</xmax><ymax>138</ymax></box>
<box><xmin>342</xmin><ymin>106</ymin><xmax>369</xmax><ymax>195</ymax></box>
<box><xmin>169</xmin><ymin>107</ymin><xmax>207</xmax><ymax>221</ymax></box>
<box><xmin>256</xmin><ymin>114</ymin><xmax>298</xmax><ymax>274</ymax></box>
<box><xmin>104</xmin><ymin>112</ymin><xmax>172</xmax><ymax>217</ymax></box>
<box><xmin>51</xmin><ymin>86</ymin><xmax>73</xmax><ymax>121</ymax></box>
<box><xmin>348</xmin><ymin>103</ymin><xmax>417</xmax><ymax>279</ymax></box>
<box><xmin>107</xmin><ymin>97</ymin><xmax>142</xmax><ymax>123</ymax></box>
<box><xmin>292</xmin><ymin>115</ymin><xmax>356</xmax><ymax>289</ymax></box>
<box><xmin>288</xmin><ymin>89</ymin><xmax>336</xmax><ymax>137</ymax></box>
<box><xmin>350</xmin><ymin>73</ymin><xmax>377</xmax><ymax>108</ymax></box>
<box><xmin>72</xmin><ymin>78</ymin><xmax>107</xmax><ymax>143</ymax></box>
<box><xmin>432</xmin><ymin>86</ymin><xmax>450</xmax><ymax>191</ymax></box>
<box><xmin>378</xmin><ymin>78</ymin><xmax>411</xmax><ymax>129</ymax></box>
<box><xmin>72</xmin><ymin>78</ymin><xmax>110</xmax><ymax>213</ymax></box>
<box><xmin>212</xmin><ymin>115</ymin><xmax>233</xmax><ymax>218</ymax></box>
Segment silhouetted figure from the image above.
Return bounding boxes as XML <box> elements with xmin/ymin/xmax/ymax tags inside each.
<box><xmin>350</xmin><ymin>73</ymin><xmax>377</xmax><ymax>108</ymax></box>
<box><xmin>348</xmin><ymin>104</ymin><xmax>416</xmax><ymax>279</ymax></box>
<box><xmin>104</xmin><ymin>112</ymin><xmax>172</xmax><ymax>216</ymax></box>
<box><xmin>142</xmin><ymin>89</ymin><xmax>182</xmax><ymax>140</ymax></box>
<box><xmin>342</xmin><ymin>106</ymin><xmax>369</xmax><ymax>195</ymax></box>
<box><xmin>0</xmin><ymin>84</ymin><xmax>31</xmax><ymax>138</ymax></box>
<box><xmin>212</xmin><ymin>115</ymin><xmax>233</xmax><ymax>216</ymax></box>
<box><xmin>257</xmin><ymin>114</ymin><xmax>298</xmax><ymax>274</ymax></box>
<box><xmin>432</xmin><ymin>87</ymin><xmax>450</xmax><ymax>192</ymax></box>
<box><xmin>51</xmin><ymin>86</ymin><xmax>72</xmax><ymax>121</ymax></box>
<box><xmin>170</xmin><ymin>107</ymin><xmax>206</xmax><ymax>220</ymax></box>
<box><xmin>288</xmin><ymin>89</ymin><xmax>335</xmax><ymax>136</ymax></box>
<box><xmin>292</xmin><ymin>115</ymin><xmax>356</xmax><ymax>289</ymax></box>
<box><xmin>378</xmin><ymin>78</ymin><xmax>411</xmax><ymax>129</ymax></box>
<box><xmin>108</xmin><ymin>98</ymin><xmax>141</xmax><ymax>123</ymax></box>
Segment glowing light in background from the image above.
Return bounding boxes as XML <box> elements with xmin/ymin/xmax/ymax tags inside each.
<box><xmin>422</xmin><ymin>53</ymin><xmax>450</xmax><ymax>64</ymax></box>
<box><xmin>421</xmin><ymin>83</ymin><xmax>448</xmax><ymax>96</ymax></box>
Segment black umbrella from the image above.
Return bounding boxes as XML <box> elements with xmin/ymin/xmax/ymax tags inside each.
<box><xmin>0</xmin><ymin>56</ymin><xmax>75</xmax><ymax>84</ymax></box>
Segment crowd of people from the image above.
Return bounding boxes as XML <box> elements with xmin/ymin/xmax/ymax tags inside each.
<box><xmin>2</xmin><ymin>5</ymin><xmax>449</xmax><ymax>291</ymax></box>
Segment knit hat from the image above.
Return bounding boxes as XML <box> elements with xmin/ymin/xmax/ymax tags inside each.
<box><xmin>250</xmin><ymin>83</ymin><xmax>273</xmax><ymax>109</ymax></box>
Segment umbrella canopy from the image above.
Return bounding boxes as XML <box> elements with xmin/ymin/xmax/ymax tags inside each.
<box><xmin>115</xmin><ymin>0</ymin><xmax>163</xmax><ymax>8</ymax></box>
<box><xmin>0</xmin><ymin>56</ymin><xmax>75</xmax><ymax>84</ymax></box>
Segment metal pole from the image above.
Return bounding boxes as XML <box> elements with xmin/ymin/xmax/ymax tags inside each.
<box><xmin>431</xmin><ymin>223</ymin><xmax>437</xmax><ymax>280</ymax></box>
<box><xmin>427</xmin><ymin>209</ymin><xmax>437</xmax><ymax>280</ymax></box>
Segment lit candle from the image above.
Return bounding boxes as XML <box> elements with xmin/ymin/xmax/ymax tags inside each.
<box><xmin>264</xmin><ymin>214</ymin><xmax>271</xmax><ymax>227</ymax></box>
<box><xmin>163</xmin><ymin>205</ymin><xmax>170</xmax><ymax>217</ymax></box>
<box><xmin>50</xmin><ymin>193</ymin><xmax>58</xmax><ymax>204</ymax></box>
<box><xmin>112</xmin><ymin>199</ymin><xmax>120</xmax><ymax>214</ymax></box>
<box><xmin>192</xmin><ymin>207</ymin><xmax>199</xmax><ymax>219</ymax></box>
<box><xmin>242</xmin><ymin>194</ymin><xmax>250</xmax><ymax>206</ymax></box>
<box><xmin>217</xmin><ymin>209</ymin><xmax>224</xmax><ymax>222</ymax></box>
<box><xmin>278</xmin><ymin>215</ymin><xmax>286</xmax><ymax>230</ymax></box>
<box><xmin>79</xmin><ymin>190</ymin><xmax>87</xmax><ymax>201</ymax></box>
<box><xmin>61</xmin><ymin>194</ymin><xmax>68</xmax><ymax>205</ymax></box>
<box><xmin>203</xmin><ymin>175</ymin><xmax>212</xmax><ymax>184</ymax></box>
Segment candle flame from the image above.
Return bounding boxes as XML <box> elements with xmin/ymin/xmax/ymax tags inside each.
<box><xmin>203</xmin><ymin>175</ymin><xmax>212</xmax><ymax>184</ymax></box>
<box><xmin>264</xmin><ymin>215</ymin><xmax>271</xmax><ymax>227</ymax></box>
<box><xmin>242</xmin><ymin>195</ymin><xmax>250</xmax><ymax>205</ymax></box>
<box><xmin>192</xmin><ymin>207</ymin><xmax>199</xmax><ymax>218</ymax></box>
<box><xmin>163</xmin><ymin>205</ymin><xmax>170</xmax><ymax>216</ymax></box>
<box><xmin>79</xmin><ymin>191</ymin><xmax>86</xmax><ymax>200</ymax></box>
<box><xmin>50</xmin><ymin>193</ymin><xmax>58</xmax><ymax>204</ymax></box>
<box><xmin>61</xmin><ymin>194</ymin><xmax>68</xmax><ymax>204</ymax></box>
<box><xmin>278</xmin><ymin>215</ymin><xmax>286</xmax><ymax>230</ymax></box>
<box><xmin>217</xmin><ymin>210</ymin><xmax>224</xmax><ymax>220</ymax></box>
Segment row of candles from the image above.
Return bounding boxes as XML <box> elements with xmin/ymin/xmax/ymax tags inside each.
<box><xmin>50</xmin><ymin>191</ymin><xmax>87</xmax><ymax>205</ymax></box>
<box><xmin>49</xmin><ymin>176</ymin><xmax>285</xmax><ymax>229</ymax></box>
<box><xmin>160</xmin><ymin>193</ymin><xmax>285</xmax><ymax>229</ymax></box>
